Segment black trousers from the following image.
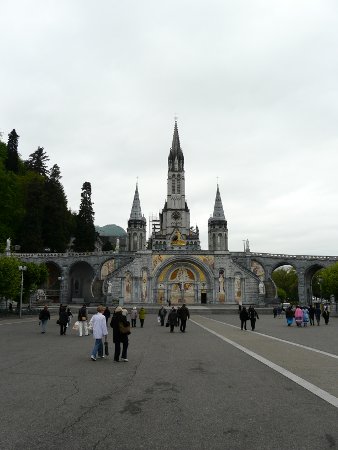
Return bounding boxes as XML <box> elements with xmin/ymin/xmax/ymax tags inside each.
<box><xmin>240</xmin><ymin>320</ymin><xmax>247</xmax><ymax>330</ymax></box>
<box><xmin>131</xmin><ymin>319</ymin><xmax>136</xmax><ymax>327</ymax></box>
<box><xmin>121</xmin><ymin>339</ymin><xmax>128</xmax><ymax>359</ymax></box>
<box><xmin>60</xmin><ymin>324</ymin><xmax>67</xmax><ymax>335</ymax></box>
<box><xmin>114</xmin><ymin>341</ymin><xmax>121</xmax><ymax>361</ymax></box>
<box><xmin>250</xmin><ymin>318</ymin><xmax>256</xmax><ymax>330</ymax></box>
<box><xmin>140</xmin><ymin>319</ymin><xmax>144</xmax><ymax>328</ymax></box>
<box><xmin>170</xmin><ymin>324</ymin><xmax>175</xmax><ymax>332</ymax></box>
<box><xmin>160</xmin><ymin>317</ymin><xmax>165</xmax><ymax>326</ymax></box>
<box><xmin>180</xmin><ymin>319</ymin><xmax>187</xmax><ymax>332</ymax></box>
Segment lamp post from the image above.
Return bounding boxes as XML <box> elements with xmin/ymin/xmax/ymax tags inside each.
<box><xmin>318</xmin><ymin>277</ymin><xmax>323</xmax><ymax>304</ymax></box>
<box><xmin>18</xmin><ymin>265</ymin><xmax>27</xmax><ymax>319</ymax></box>
<box><xmin>58</xmin><ymin>276</ymin><xmax>64</xmax><ymax>305</ymax></box>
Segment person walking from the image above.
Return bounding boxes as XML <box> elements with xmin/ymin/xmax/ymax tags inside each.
<box><xmin>39</xmin><ymin>305</ymin><xmax>50</xmax><ymax>334</ymax></box>
<box><xmin>308</xmin><ymin>305</ymin><xmax>315</xmax><ymax>326</ymax></box>
<box><xmin>167</xmin><ymin>307</ymin><xmax>177</xmax><ymax>333</ymax></box>
<box><xmin>139</xmin><ymin>307</ymin><xmax>146</xmax><ymax>328</ymax></box>
<box><xmin>59</xmin><ymin>305</ymin><xmax>69</xmax><ymax>335</ymax></box>
<box><xmin>103</xmin><ymin>306</ymin><xmax>111</xmax><ymax>324</ymax></box>
<box><xmin>302</xmin><ymin>307</ymin><xmax>309</xmax><ymax>327</ymax></box>
<box><xmin>285</xmin><ymin>306</ymin><xmax>294</xmax><ymax>326</ymax></box>
<box><xmin>239</xmin><ymin>306</ymin><xmax>249</xmax><ymax>330</ymax></box>
<box><xmin>78</xmin><ymin>304</ymin><xmax>89</xmax><ymax>336</ymax></box>
<box><xmin>179</xmin><ymin>304</ymin><xmax>190</xmax><ymax>332</ymax></box>
<box><xmin>273</xmin><ymin>306</ymin><xmax>278</xmax><ymax>318</ymax></box>
<box><xmin>89</xmin><ymin>305</ymin><xmax>108</xmax><ymax>361</ymax></box>
<box><xmin>322</xmin><ymin>306</ymin><xmax>330</xmax><ymax>325</ymax></box>
<box><xmin>314</xmin><ymin>305</ymin><xmax>321</xmax><ymax>326</ymax></box>
<box><xmin>110</xmin><ymin>306</ymin><xmax>130</xmax><ymax>362</ymax></box>
<box><xmin>248</xmin><ymin>305</ymin><xmax>259</xmax><ymax>331</ymax></box>
<box><xmin>67</xmin><ymin>307</ymin><xmax>73</xmax><ymax>328</ymax></box>
<box><xmin>158</xmin><ymin>306</ymin><xmax>167</xmax><ymax>326</ymax></box>
<box><xmin>130</xmin><ymin>307</ymin><xmax>137</xmax><ymax>327</ymax></box>
<box><xmin>294</xmin><ymin>306</ymin><xmax>303</xmax><ymax>327</ymax></box>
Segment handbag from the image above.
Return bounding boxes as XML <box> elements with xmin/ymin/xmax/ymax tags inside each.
<box><xmin>165</xmin><ymin>322</ymin><xmax>169</xmax><ymax>327</ymax></box>
<box><xmin>119</xmin><ymin>321</ymin><xmax>131</xmax><ymax>334</ymax></box>
<box><xmin>56</xmin><ymin>320</ymin><xmax>60</xmax><ymax>325</ymax></box>
<box><xmin>104</xmin><ymin>341</ymin><xmax>109</xmax><ymax>356</ymax></box>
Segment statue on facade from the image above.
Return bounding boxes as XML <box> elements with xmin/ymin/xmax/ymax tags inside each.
<box><xmin>115</xmin><ymin>238</ymin><xmax>120</xmax><ymax>252</ymax></box>
<box><xmin>245</xmin><ymin>239</ymin><xmax>250</xmax><ymax>252</ymax></box>
<box><xmin>6</xmin><ymin>237</ymin><xmax>11</xmax><ymax>252</ymax></box>
<box><xmin>107</xmin><ymin>281</ymin><xmax>113</xmax><ymax>294</ymax></box>
<box><xmin>259</xmin><ymin>281</ymin><xmax>265</xmax><ymax>295</ymax></box>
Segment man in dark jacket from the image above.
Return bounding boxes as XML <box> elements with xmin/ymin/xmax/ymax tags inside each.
<box><xmin>158</xmin><ymin>306</ymin><xmax>167</xmax><ymax>326</ymax></box>
<box><xmin>248</xmin><ymin>305</ymin><xmax>259</xmax><ymax>331</ymax></box>
<box><xmin>239</xmin><ymin>306</ymin><xmax>249</xmax><ymax>330</ymax></box>
<box><xmin>178</xmin><ymin>304</ymin><xmax>190</xmax><ymax>333</ymax></box>
<box><xmin>110</xmin><ymin>306</ymin><xmax>130</xmax><ymax>362</ymax></box>
<box><xmin>39</xmin><ymin>305</ymin><xmax>50</xmax><ymax>334</ymax></box>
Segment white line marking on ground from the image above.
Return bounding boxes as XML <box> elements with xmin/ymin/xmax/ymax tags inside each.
<box><xmin>191</xmin><ymin>319</ymin><xmax>338</xmax><ymax>409</ymax></box>
<box><xmin>199</xmin><ymin>316</ymin><xmax>338</xmax><ymax>360</ymax></box>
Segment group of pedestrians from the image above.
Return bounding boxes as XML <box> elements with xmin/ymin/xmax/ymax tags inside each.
<box><xmin>239</xmin><ymin>305</ymin><xmax>259</xmax><ymax>331</ymax></box>
<box><xmin>160</xmin><ymin>304</ymin><xmax>190</xmax><ymax>333</ymax></box>
<box><xmin>285</xmin><ymin>304</ymin><xmax>330</xmax><ymax>327</ymax></box>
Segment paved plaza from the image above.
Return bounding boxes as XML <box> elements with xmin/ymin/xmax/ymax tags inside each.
<box><xmin>0</xmin><ymin>311</ymin><xmax>337</xmax><ymax>449</ymax></box>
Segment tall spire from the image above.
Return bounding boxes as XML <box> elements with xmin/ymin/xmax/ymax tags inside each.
<box><xmin>168</xmin><ymin>120</ymin><xmax>184</xmax><ymax>170</ymax></box>
<box><xmin>212</xmin><ymin>184</ymin><xmax>225</xmax><ymax>220</ymax></box>
<box><xmin>129</xmin><ymin>182</ymin><xmax>143</xmax><ymax>220</ymax></box>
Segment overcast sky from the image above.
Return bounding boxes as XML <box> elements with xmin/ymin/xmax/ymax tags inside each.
<box><xmin>1</xmin><ymin>0</ymin><xmax>338</xmax><ymax>256</ymax></box>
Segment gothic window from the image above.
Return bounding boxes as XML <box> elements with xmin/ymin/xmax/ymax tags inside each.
<box><xmin>133</xmin><ymin>232</ymin><xmax>138</xmax><ymax>251</ymax></box>
<box><xmin>172</xmin><ymin>175</ymin><xmax>176</xmax><ymax>193</ymax></box>
<box><xmin>212</xmin><ymin>234</ymin><xmax>216</xmax><ymax>250</ymax></box>
<box><xmin>177</xmin><ymin>175</ymin><xmax>181</xmax><ymax>193</ymax></box>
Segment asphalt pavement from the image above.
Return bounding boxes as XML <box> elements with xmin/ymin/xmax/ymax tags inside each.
<box><xmin>0</xmin><ymin>312</ymin><xmax>337</xmax><ymax>450</ymax></box>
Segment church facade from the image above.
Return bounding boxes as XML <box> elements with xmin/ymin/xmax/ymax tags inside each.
<box><xmin>105</xmin><ymin>122</ymin><xmax>263</xmax><ymax>306</ymax></box>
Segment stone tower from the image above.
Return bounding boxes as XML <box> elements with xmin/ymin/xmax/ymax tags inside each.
<box><xmin>127</xmin><ymin>183</ymin><xmax>147</xmax><ymax>251</ymax></box>
<box><xmin>150</xmin><ymin>121</ymin><xmax>200</xmax><ymax>250</ymax></box>
<box><xmin>208</xmin><ymin>184</ymin><xmax>228</xmax><ymax>251</ymax></box>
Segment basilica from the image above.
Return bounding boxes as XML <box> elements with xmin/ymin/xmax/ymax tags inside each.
<box><xmin>104</xmin><ymin>122</ymin><xmax>263</xmax><ymax>306</ymax></box>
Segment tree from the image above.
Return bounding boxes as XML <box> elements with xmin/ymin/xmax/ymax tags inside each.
<box><xmin>23</xmin><ymin>262</ymin><xmax>48</xmax><ymax>302</ymax></box>
<box><xmin>313</xmin><ymin>264</ymin><xmax>338</xmax><ymax>303</ymax></box>
<box><xmin>272</xmin><ymin>266</ymin><xmax>299</xmax><ymax>302</ymax></box>
<box><xmin>73</xmin><ymin>182</ymin><xmax>96</xmax><ymax>252</ymax></box>
<box><xmin>18</xmin><ymin>172</ymin><xmax>45</xmax><ymax>252</ymax></box>
<box><xmin>43</xmin><ymin>164</ymin><xmax>71</xmax><ymax>252</ymax></box>
<box><xmin>5</xmin><ymin>129</ymin><xmax>19</xmax><ymax>173</ymax></box>
<box><xmin>0</xmin><ymin>256</ymin><xmax>21</xmax><ymax>301</ymax></box>
<box><xmin>25</xmin><ymin>147</ymin><xmax>50</xmax><ymax>177</ymax></box>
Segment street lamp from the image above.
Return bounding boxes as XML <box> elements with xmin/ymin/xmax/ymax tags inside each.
<box><xmin>18</xmin><ymin>265</ymin><xmax>27</xmax><ymax>319</ymax></box>
<box><xmin>318</xmin><ymin>277</ymin><xmax>323</xmax><ymax>304</ymax></box>
<box><xmin>58</xmin><ymin>276</ymin><xmax>64</xmax><ymax>305</ymax></box>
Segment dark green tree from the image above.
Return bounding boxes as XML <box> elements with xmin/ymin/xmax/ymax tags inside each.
<box><xmin>272</xmin><ymin>266</ymin><xmax>299</xmax><ymax>302</ymax></box>
<box><xmin>5</xmin><ymin>129</ymin><xmax>19</xmax><ymax>173</ymax></box>
<box><xmin>313</xmin><ymin>264</ymin><xmax>338</xmax><ymax>302</ymax></box>
<box><xmin>18</xmin><ymin>172</ymin><xmax>45</xmax><ymax>252</ymax></box>
<box><xmin>0</xmin><ymin>256</ymin><xmax>21</xmax><ymax>301</ymax></box>
<box><xmin>25</xmin><ymin>147</ymin><xmax>50</xmax><ymax>177</ymax></box>
<box><xmin>73</xmin><ymin>182</ymin><xmax>96</xmax><ymax>252</ymax></box>
<box><xmin>42</xmin><ymin>164</ymin><xmax>71</xmax><ymax>252</ymax></box>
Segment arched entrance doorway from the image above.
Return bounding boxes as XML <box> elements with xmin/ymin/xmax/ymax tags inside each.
<box><xmin>69</xmin><ymin>261</ymin><xmax>95</xmax><ymax>303</ymax></box>
<box><xmin>153</xmin><ymin>258</ymin><xmax>213</xmax><ymax>305</ymax></box>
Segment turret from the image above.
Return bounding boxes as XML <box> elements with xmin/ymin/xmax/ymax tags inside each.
<box><xmin>208</xmin><ymin>184</ymin><xmax>228</xmax><ymax>251</ymax></box>
<box><xmin>127</xmin><ymin>183</ymin><xmax>147</xmax><ymax>251</ymax></box>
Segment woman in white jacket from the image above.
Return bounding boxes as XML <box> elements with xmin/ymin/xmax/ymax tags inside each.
<box><xmin>89</xmin><ymin>305</ymin><xmax>108</xmax><ymax>361</ymax></box>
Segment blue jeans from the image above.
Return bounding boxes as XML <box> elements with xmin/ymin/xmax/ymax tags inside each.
<box><xmin>41</xmin><ymin>320</ymin><xmax>48</xmax><ymax>333</ymax></box>
<box><xmin>91</xmin><ymin>339</ymin><xmax>103</xmax><ymax>358</ymax></box>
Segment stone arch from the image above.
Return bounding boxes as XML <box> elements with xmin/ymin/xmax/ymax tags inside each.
<box><xmin>304</xmin><ymin>263</ymin><xmax>326</xmax><ymax>305</ymax></box>
<box><xmin>152</xmin><ymin>256</ymin><xmax>214</xmax><ymax>305</ymax></box>
<box><xmin>42</xmin><ymin>261</ymin><xmax>63</xmax><ymax>302</ymax></box>
<box><xmin>68</xmin><ymin>261</ymin><xmax>95</xmax><ymax>304</ymax></box>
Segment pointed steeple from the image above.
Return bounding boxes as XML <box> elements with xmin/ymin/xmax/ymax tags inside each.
<box><xmin>212</xmin><ymin>184</ymin><xmax>225</xmax><ymax>220</ymax></box>
<box><xmin>129</xmin><ymin>183</ymin><xmax>143</xmax><ymax>220</ymax></box>
<box><xmin>168</xmin><ymin>120</ymin><xmax>184</xmax><ymax>171</ymax></box>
